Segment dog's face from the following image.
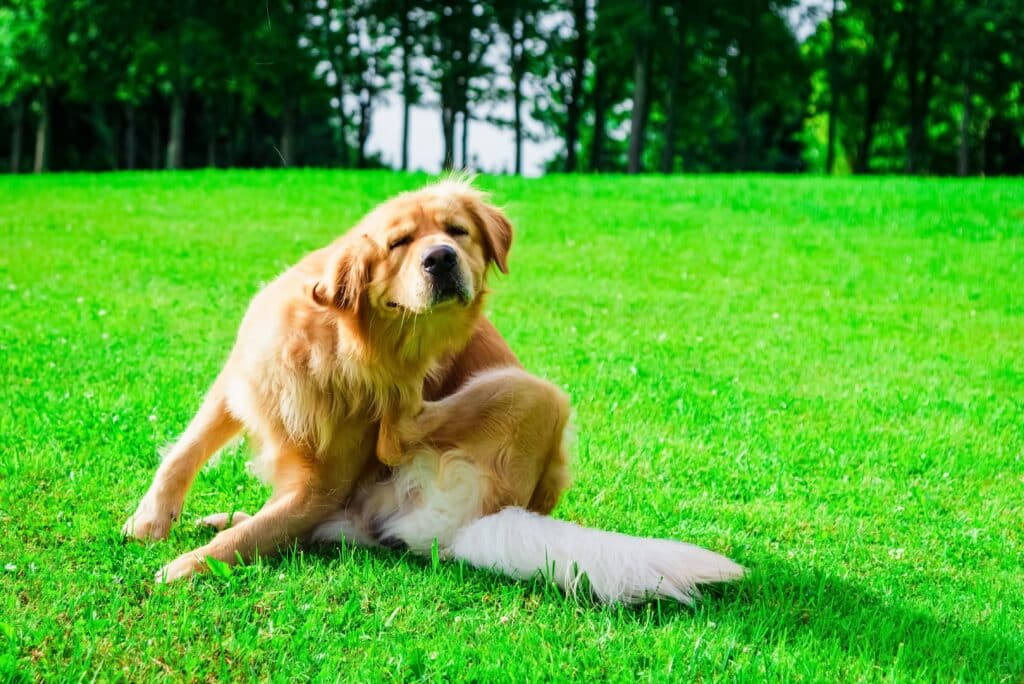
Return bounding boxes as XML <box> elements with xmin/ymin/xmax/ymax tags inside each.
<box><xmin>311</xmin><ymin>179</ymin><xmax>512</xmax><ymax>322</ymax></box>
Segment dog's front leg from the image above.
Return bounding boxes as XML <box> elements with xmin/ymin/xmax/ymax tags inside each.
<box><xmin>155</xmin><ymin>465</ymin><xmax>333</xmax><ymax>582</ymax></box>
<box><xmin>123</xmin><ymin>379</ymin><xmax>241</xmax><ymax>541</ymax></box>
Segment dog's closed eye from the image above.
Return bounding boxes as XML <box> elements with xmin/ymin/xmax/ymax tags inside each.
<box><xmin>446</xmin><ymin>225</ymin><xmax>469</xmax><ymax>238</ymax></box>
<box><xmin>388</xmin><ymin>235</ymin><xmax>413</xmax><ymax>250</ymax></box>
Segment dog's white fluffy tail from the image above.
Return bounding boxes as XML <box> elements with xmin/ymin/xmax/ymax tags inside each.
<box><xmin>447</xmin><ymin>507</ymin><xmax>744</xmax><ymax>605</ymax></box>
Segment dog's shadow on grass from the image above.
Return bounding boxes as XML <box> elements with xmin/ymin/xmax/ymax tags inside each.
<box><xmin>297</xmin><ymin>544</ymin><xmax>1020</xmax><ymax>676</ymax></box>
<box><xmin>690</xmin><ymin>555</ymin><xmax>1022</xmax><ymax>677</ymax></box>
<box><xmin>171</xmin><ymin>527</ymin><xmax>1019</xmax><ymax>677</ymax></box>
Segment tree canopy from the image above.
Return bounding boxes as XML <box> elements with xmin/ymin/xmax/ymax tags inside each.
<box><xmin>1</xmin><ymin>0</ymin><xmax>1021</xmax><ymax>175</ymax></box>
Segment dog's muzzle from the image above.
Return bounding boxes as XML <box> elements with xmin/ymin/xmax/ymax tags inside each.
<box><xmin>422</xmin><ymin>245</ymin><xmax>468</xmax><ymax>305</ymax></box>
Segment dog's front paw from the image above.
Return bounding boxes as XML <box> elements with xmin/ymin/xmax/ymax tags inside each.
<box><xmin>121</xmin><ymin>494</ymin><xmax>179</xmax><ymax>541</ymax></box>
<box><xmin>155</xmin><ymin>552</ymin><xmax>206</xmax><ymax>583</ymax></box>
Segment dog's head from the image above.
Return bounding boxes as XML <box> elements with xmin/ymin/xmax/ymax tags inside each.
<box><xmin>310</xmin><ymin>178</ymin><xmax>512</xmax><ymax>333</ymax></box>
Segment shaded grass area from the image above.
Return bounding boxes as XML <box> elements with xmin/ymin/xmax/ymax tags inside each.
<box><xmin>1</xmin><ymin>171</ymin><xmax>1022</xmax><ymax>680</ymax></box>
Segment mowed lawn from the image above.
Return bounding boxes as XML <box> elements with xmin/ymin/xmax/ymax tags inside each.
<box><xmin>1</xmin><ymin>170</ymin><xmax>1022</xmax><ymax>681</ymax></box>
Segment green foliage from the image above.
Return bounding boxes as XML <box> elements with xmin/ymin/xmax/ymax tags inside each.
<box><xmin>0</xmin><ymin>0</ymin><xmax>1021</xmax><ymax>174</ymax></box>
<box><xmin>1</xmin><ymin>171</ymin><xmax>1023</xmax><ymax>679</ymax></box>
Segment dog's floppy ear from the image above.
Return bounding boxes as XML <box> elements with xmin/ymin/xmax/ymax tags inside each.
<box><xmin>477</xmin><ymin>205</ymin><xmax>513</xmax><ymax>274</ymax></box>
<box><xmin>309</xmin><ymin>239</ymin><xmax>372</xmax><ymax>311</ymax></box>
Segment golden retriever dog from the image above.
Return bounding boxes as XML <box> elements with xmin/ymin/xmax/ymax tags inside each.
<box><xmin>124</xmin><ymin>178</ymin><xmax>743</xmax><ymax>602</ymax></box>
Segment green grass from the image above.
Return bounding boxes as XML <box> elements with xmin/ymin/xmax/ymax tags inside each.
<box><xmin>1</xmin><ymin>170</ymin><xmax>1022</xmax><ymax>681</ymax></box>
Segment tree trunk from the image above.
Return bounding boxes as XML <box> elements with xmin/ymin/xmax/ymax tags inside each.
<box><xmin>660</xmin><ymin>38</ymin><xmax>683</xmax><ymax>174</ymax></box>
<box><xmin>89</xmin><ymin>102</ymin><xmax>117</xmax><ymax>169</ymax></box>
<box><xmin>735</xmin><ymin>51</ymin><xmax>756</xmax><ymax>171</ymax></box>
<box><xmin>123</xmin><ymin>103</ymin><xmax>137</xmax><ymax>170</ymax></box>
<box><xmin>825</xmin><ymin>0</ymin><xmax>839</xmax><ymax>174</ymax></box>
<box><xmin>627</xmin><ymin>0</ymin><xmax>653</xmax><ymax>174</ymax></box>
<box><xmin>356</xmin><ymin>95</ymin><xmax>370</xmax><ymax>169</ymax></box>
<box><xmin>565</xmin><ymin>0</ymin><xmax>587</xmax><ymax>172</ymax></box>
<box><xmin>909</xmin><ymin>35</ymin><xmax>941</xmax><ymax>174</ymax></box>
<box><xmin>10</xmin><ymin>96</ymin><xmax>23</xmax><ymax>173</ymax></box>
<box><xmin>511</xmin><ymin>23</ymin><xmax>524</xmax><ymax>176</ymax></box>
<box><xmin>904</xmin><ymin>0</ymin><xmax>921</xmax><ymax>173</ymax></box>
<box><xmin>281</xmin><ymin>103</ymin><xmax>295</xmax><ymax>166</ymax></box>
<box><xmin>904</xmin><ymin>0</ymin><xmax>942</xmax><ymax>174</ymax></box>
<box><xmin>957</xmin><ymin>71</ymin><xmax>971</xmax><ymax>177</ymax></box>
<box><xmin>441</xmin><ymin>106</ymin><xmax>455</xmax><ymax>170</ymax></box>
<box><xmin>512</xmin><ymin>75</ymin><xmax>523</xmax><ymax>175</ymax></box>
<box><xmin>335</xmin><ymin>71</ymin><xmax>350</xmax><ymax>168</ymax></box>
<box><xmin>854</xmin><ymin>8</ymin><xmax>899</xmax><ymax>174</ymax></box>
<box><xmin>590</xmin><ymin>63</ymin><xmax>607</xmax><ymax>172</ymax></box>
<box><xmin>855</xmin><ymin>100</ymin><xmax>881</xmax><ymax>174</ymax></box>
<box><xmin>399</xmin><ymin>0</ymin><xmax>412</xmax><ymax>172</ymax></box>
<box><xmin>206</xmin><ymin>128</ymin><xmax>216</xmax><ymax>168</ymax></box>
<box><xmin>978</xmin><ymin>119</ymin><xmax>987</xmax><ymax>175</ymax></box>
<box><xmin>33</xmin><ymin>88</ymin><xmax>49</xmax><ymax>173</ymax></box>
<box><xmin>166</xmin><ymin>89</ymin><xmax>185</xmax><ymax>170</ymax></box>
<box><xmin>460</xmin><ymin>109</ymin><xmax>469</xmax><ymax>169</ymax></box>
<box><xmin>151</xmin><ymin>110</ymin><xmax>161</xmax><ymax>169</ymax></box>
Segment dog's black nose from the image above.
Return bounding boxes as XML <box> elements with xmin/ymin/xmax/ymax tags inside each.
<box><xmin>422</xmin><ymin>244</ymin><xmax>458</xmax><ymax>275</ymax></box>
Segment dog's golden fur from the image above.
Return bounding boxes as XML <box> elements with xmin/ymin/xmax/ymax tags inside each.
<box><xmin>124</xmin><ymin>178</ymin><xmax>569</xmax><ymax>582</ymax></box>
<box><xmin>125</xmin><ymin>179</ymin><xmax>741</xmax><ymax>603</ymax></box>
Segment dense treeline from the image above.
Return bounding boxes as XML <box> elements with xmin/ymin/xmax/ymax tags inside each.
<box><xmin>1</xmin><ymin>0</ymin><xmax>1021</xmax><ymax>175</ymax></box>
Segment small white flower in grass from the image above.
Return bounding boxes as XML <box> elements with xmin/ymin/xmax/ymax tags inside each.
<box><xmin>499</xmin><ymin>615</ymin><xmax>510</xmax><ymax>625</ymax></box>
<box><xmin>657</xmin><ymin>332</ymin><xmax>668</xmax><ymax>343</ymax></box>
<box><xmin>629</xmin><ymin>365</ymin><xmax>638</xmax><ymax>376</ymax></box>
<box><xmin>888</xmin><ymin>548</ymin><xmax>905</xmax><ymax>560</ymax></box>
<box><xmin>111</xmin><ymin>415</ymin><xmax>119</xmax><ymax>423</ymax></box>
<box><xmin>98</xmin><ymin>309</ymin><xmax>107</xmax><ymax>317</ymax></box>
<box><xmin>4</xmin><ymin>564</ymin><xmax>16</xmax><ymax>572</ymax></box>
<box><xmin>148</xmin><ymin>414</ymin><xmax>157</xmax><ymax>422</ymax></box>
<box><xmin>772</xmin><ymin>312</ymin><xmax>780</xmax><ymax>319</ymax></box>
<box><xmin>711</xmin><ymin>389</ymin><xmax>718</xmax><ymax>396</ymax></box>
<box><xmin>943</xmin><ymin>472</ymin><xmax>950</xmax><ymax>479</ymax></box>
<box><xmin>29</xmin><ymin>563</ymin><xmax>36</xmax><ymax>572</ymax></box>
<box><xmin>894</xmin><ymin>506</ymin><xmax>904</xmax><ymax>513</ymax></box>
<box><xmin>101</xmin><ymin>333</ymin><xmax>109</xmax><ymax>340</ymax></box>
<box><xmin>76</xmin><ymin>296</ymin><xmax>84</xmax><ymax>304</ymax></box>
<box><xmin>69</xmin><ymin>471</ymin><xmax>75</xmax><ymax>480</ymax></box>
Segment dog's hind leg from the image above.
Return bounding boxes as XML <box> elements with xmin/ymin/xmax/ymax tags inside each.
<box><xmin>412</xmin><ymin>367</ymin><xmax>573</xmax><ymax>514</ymax></box>
<box><xmin>199</xmin><ymin>511</ymin><xmax>252</xmax><ymax>531</ymax></box>
<box><xmin>122</xmin><ymin>376</ymin><xmax>242</xmax><ymax>541</ymax></box>
<box><xmin>373</xmin><ymin>368</ymin><xmax>573</xmax><ymax>554</ymax></box>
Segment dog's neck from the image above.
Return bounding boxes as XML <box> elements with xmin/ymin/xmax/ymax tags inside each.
<box><xmin>330</xmin><ymin>296</ymin><xmax>484</xmax><ymax>415</ymax></box>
